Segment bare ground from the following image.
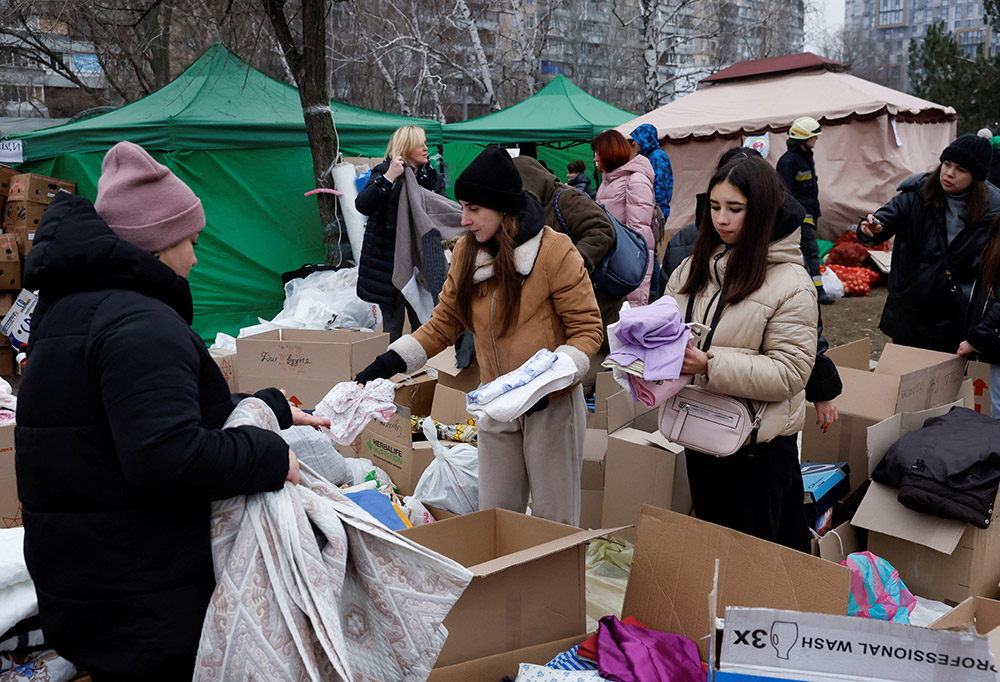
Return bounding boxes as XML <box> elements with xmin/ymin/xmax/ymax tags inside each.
<box><xmin>821</xmin><ymin>282</ymin><xmax>889</xmax><ymax>362</ymax></box>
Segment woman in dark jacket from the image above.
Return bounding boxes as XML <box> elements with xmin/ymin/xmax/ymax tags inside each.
<box><xmin>356</xmin><ymin>125</ymin><xmax>445</xmax><ymax>341</ymax></box>
<box><xmin>860</xmin><ymin>134</ymin><xmax>1000</xmax><ymax>353</ymax></box>
<box><xmin>15</xmin><ymin>142</ymin><xmax>326</xmax><ymax>682</ymax></box>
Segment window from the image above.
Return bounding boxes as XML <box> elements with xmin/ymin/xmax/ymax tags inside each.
<box><xmin>877</xmin><ymin>0</ymin><xmax>905</xmax><ymax>26</ymax></box>
<box><xmin>539</xmin><ymin>60</ymin><xmax>563</xmax><ymax>74</ymax></box>
<box><xmin>72</xmin><ymin>53</ymin><xmax>101</xmax><ymax>73</ymax></box>
<box><xmin>957</xmin><ymin>27</ymin><xmax>987</xmax><ymax>56</ymax></box>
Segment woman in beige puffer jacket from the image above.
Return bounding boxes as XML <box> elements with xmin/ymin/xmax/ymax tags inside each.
<box><xmin>665</xmin><ymin>156</ymin><xmax>818</xmax><ymax>551</ymax></box>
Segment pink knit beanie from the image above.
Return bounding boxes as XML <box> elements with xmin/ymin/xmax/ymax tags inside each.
<box><xmin>95</xmin><ymin>141</ymin><xmax>205</xmax><ymax>252</ymax></box>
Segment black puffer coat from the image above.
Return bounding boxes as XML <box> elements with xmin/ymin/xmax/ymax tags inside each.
<box><xmin>15</xmin><ymin>193</ymin><xmax>293</xmax><ymax>676</ymax></box>
<box><xmin>858</xmin><ymin>173</ymin><xmax>1000</xmax><ymax>352</ymax></box>
<box><xmin>356</xmin><ymin>159</ymin><xmax>445</xmax><ymax>305</ymax></box>
<box><xmin>873</xmin><ymin>406</ymin><xmax>1000</xmax><ymax>528</ymax></box>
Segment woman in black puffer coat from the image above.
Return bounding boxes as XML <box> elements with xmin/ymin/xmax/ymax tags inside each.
<box><xmin>356</xmin><ymin>125</ymin><xmax>445</xmax><ymax>341</ymax></box>
<box><xmin>15</xmin><ymin>142</ymin><xmax>327</xmax><ymax>682</ymax></box>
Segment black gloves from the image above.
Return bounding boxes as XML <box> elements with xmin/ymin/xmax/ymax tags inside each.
<box><xmin>355</xmin><ymin>349</ymin><xmax>406</xmax><ymax>384</ymax></box>
<box><xmin>524</xmin><ymin>395</ymin><xmax>550</xmax><ymax>417</ymax></box>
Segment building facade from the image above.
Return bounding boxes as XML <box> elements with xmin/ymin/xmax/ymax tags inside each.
<box><xmin>844</xmin><ymin>0</ymin><xmax>993</xmax><ymax>91</ymax></box>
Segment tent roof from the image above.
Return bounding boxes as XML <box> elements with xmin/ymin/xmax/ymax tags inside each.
<box><xmin>619</xmin><ymin>70</ymin><xmax>955</xmax><ymax>141</ymax></box>
<box><xmin>17</xmin><ymin>43</ymin><xmax>443</xmax><ymax>161</ymax></box>
<box><xmin>443</xmin><ymin>75</ymin><xmax>634</xmax><ymax>144</ymax></box>
<box><xmin>700</xmin><ymin>52</ymin><xmax>846</xmax><ymax>84</ymax></box>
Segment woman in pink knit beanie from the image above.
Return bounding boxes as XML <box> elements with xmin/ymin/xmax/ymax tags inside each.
<box><xmin>15</xmin><ymin>141</ymin><xmax>327</xmax><ymax>681</ymax></box>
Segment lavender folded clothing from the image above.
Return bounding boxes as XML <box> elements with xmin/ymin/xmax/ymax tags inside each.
<box><xmin>606</xmin><ymin>296</ymin><xmax>690</xmax><ymax>382</ymax></box>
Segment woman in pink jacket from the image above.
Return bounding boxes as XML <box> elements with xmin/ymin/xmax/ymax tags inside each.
<box><xmin>592</xmin><ymin>129</ymin><xmax>656</xmax><ymax>305</ymax></box>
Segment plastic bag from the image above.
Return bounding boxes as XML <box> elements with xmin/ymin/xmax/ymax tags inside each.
<box><xmin>270</xmin><ymin>267</ymin><xmax>381</xmax><ymax>331</ymax></box>
<box><xmin>344</xmin><ymin>457</ymin><xmax>395</xmax><ymax>492</ymax></box>
<box><xmin>841</xmin><ymin>551</ymin><xmax>916</xmax><ymax>624</ymax></box>
<box><xmin>401</xmin><ymin>496</ymin><xmax>436</xmax><ymax>526</ymax></box>
<box><xmin>820</xmin><ymin>265</ymin><xmax>845</xmax><ymax>299</ymax></box>
<box><xmin>413</xmin><ymin>417</ymin><xmax>479</xmax><ymax>515</ymax></box>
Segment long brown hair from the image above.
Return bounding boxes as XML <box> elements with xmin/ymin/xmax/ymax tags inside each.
<box><xmin>679</xmin><ymin>157</ymin><xmax>784</xmax><ymax>305</ymax></box>
<box><xmin>981</xmin><ymin>213</ymin><xmax>1000</xmax><ymax>298</ymax></box>
<box><xmin>454</xmin><ymin>213</ymin><xmax>523</xmax><ymax>337</ymax></box>
<box><xmin>922</xmin><ymin>163</ymin><xmax>989</xmax><ymax>227</ymax></box>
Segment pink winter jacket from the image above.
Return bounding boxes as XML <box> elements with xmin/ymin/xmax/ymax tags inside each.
<box><xmin>596</xmin><ymin>155</ymin><xmax>655</xmax><ymax>306</ymax></box>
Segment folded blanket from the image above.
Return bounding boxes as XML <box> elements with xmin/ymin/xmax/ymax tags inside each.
<box><xmin>606</xmin><ymin>297</ymin><xmax>689</xmax><ymax>382</ymax></box>
<box><xmin>194</xmin><ymin>398</ymin><xmax>473</xmax><ymax>682</ymax></box>
<box><xmin>465</xmin><ymin>352</ymin><xmax>577</xmax><ymax>423</ymax></box>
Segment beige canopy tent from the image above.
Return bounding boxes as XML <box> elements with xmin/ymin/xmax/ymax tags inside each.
<box><xmin>618</xmin><ymin>56</ymin><xmax>957</xmax><ymax>241</ymax></box>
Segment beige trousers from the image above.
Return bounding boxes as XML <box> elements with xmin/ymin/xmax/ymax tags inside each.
<box><xmin>476</xmin><ymin>383</ymin><xmax>585</xmax><ymax>526</ymax></box>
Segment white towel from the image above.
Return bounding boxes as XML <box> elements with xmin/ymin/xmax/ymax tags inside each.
<box><xmin>465</xmin><ymin>352</ymin><xmax>577</xmax><ymax>422</ymax></box>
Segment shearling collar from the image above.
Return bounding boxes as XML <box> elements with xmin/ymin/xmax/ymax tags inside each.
<box><xmin>471</xmin><ymin>227</ymin><xmax>544</xmax><ymax>284</ymax></box>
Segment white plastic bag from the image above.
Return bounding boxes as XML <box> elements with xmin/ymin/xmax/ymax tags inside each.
<box><xmin>271</xmin><ymin>267</ymin><xmax>381</xmax><ymax>331</ymax></box>
<box><xmin>344</xmin><ymin>457</ymin><xmax>395</xmax><ymax>492</ymax></box>
<box><xmin>821</xmin><ymin>266</ymin><xmax>845</xmax><ymax>299</ymax></box>
<box><xmin>413</xmin><ymin>417</ymin><xmax>479</xmax><ymax>515</ymax></box>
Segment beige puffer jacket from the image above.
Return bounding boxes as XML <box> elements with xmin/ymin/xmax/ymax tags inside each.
<box><xmin>665</xmin><ymin>229</ymin><xmax>818</xmax><ymax>443</ymax></box>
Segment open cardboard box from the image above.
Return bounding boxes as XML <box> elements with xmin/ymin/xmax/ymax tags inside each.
<box><xmin>399</xmin><ymin>508</ymin><xmax>624</xmax><ymax>668</ymax></box>
<box><xmin>426</xmin><ymin>345</ymin><xmax>479</xmax><ymax>394</ymax></box>
<box><xmin>852</xmin><ymin>401</ymin><xmax>1000</xmax><ymax>605</ymax></box>
<box><xmin>803</xmin><ymin>339</ymin><xmax>967</xmax><ymax>493</ymax></box>
<box><xmin>812</xmin><ymin>520</ymin><xmax>861</xmax><ymax>565</ymax></box>
<box><xmin>929</xmin><ymin>596</ymin><xmax>1000</xmax><ymax>664</ymax></box>
<box><xmin>580</xmin><ymin>429</ymin><xmax>608</xmax><ymax>530</ymax></box>
<box><xmin>427</xmin><ymin>634</ymin><xmax>587</xmax><ymax>682</ymax></box>
<box><xmin>601</xmin><ymin>427</ymin><xmax>691</xmax><ymax>541</ymax></box>
<box><xmin>235</xmin><ymin>328</ymin><xmax>388</xmax><ymax>409</ymax></box>
<box><xmin>622</xmin><ymin>505</ymin><xmax>850</xmax><ymax>663</ymax></box>
<box><xmin>339</xmin><ymin>384</ymin><xmax>472</xmax><ymax>497</ymax></box>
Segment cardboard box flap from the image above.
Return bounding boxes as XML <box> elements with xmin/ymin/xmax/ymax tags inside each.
<box><xmin>874</xmin><ymin>342</ymin><xmax>960</xmax><ymax>376</ymax></box>
<box><xmin>929</xmin><ymin>597</ymin><xmax>1000</xmax><ymax>663</ymax></box>
<box><xmin>865</xmin><ymin>402</ymin><xmax>961</xmax><ymax>478</ymax></box>
<box><xmin>852</xmin><ymin>481</ymin><xmax>967</xmax><ymax>554</ymax></box>
<box><xmin>426</xmin><ymin>345</ymin><xmax>468</xmax><ymax>378</ymax></box>
<box><xmin>833</xmin><ymin>367</ymin><xmax>901</xmax><ymax>421</ymax></box>
<box><xmin>642</xmin><ymin>429</ymin><xmax>685</xmax><ymax>453</ymax></box>
<box><xmin>824</xmin><ymin>337</ymin><xmax>870</xmax><ymax>371</ymax></box>
<box><xmin>469</xmin><ymin>525</ymin><xmax>628</xmax><ymax>576</ymax></box>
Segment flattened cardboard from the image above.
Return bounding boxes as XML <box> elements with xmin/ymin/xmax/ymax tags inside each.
<box><xmin>7</xmin><ymin>173</ymin><xmax>75</xmax><ymax>204</ymax></box>
<box><xmin>929</xmin><ymin>596</ymin><xmax>1000</xmax><ymax>663</ymax></box>
<box><xmin>236</xmin><ymin>328</ymin><xmax>388</xmax><ymax>409</ymax></box>
<box><xmin>399</xmin><ymin>508</ymin><xmax>623</xmax><ymax>667</ymax></box>
<box><xmin>0</xmin><ymin>424</ymin><xmax>18</xmax><ymax>528</ymax></box>
<box><xmin>622</xmin><ymin>505</ymin><xmax>850</xmax><ymax>662</ymax></box>
<box><xmin>602</xmin><ymin>427</ymin><xmax>690</xmax><ymax>541</ymax></box>
<box><xmin>852</xmin><ymin>402</ymin><xmax>1000</xmax><ymax>604</ymax></box>
<box><xmin>803</xmin><ymin>343</ymin><xmax>967</xmax><ymax>493</ymax></box>
<box><xmin>427</xmin><ymin>634</ymin><xmax>587</xmax><ymax>682</ymax></box>
<box><xmin>209</xmin><ymin>348</ymin><xmax>238</xmax><ymax>393</ymax></box>
<box><xmin>426</xmin><ymin>345</ymin><xmax>480</xmax><ymax>393</ymax></box>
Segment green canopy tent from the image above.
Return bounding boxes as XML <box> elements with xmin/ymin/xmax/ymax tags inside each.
<box><xmin>442</xmin><ymin>75</ymin><xmax>634</xmax><ymax>196</ymax></box>
<box><xmin>15</xmin><ymin>43</ymin><xmax>443</xmax><ymax>341</ymax></box>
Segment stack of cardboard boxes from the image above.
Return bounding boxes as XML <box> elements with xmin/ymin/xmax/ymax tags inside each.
<box><xmin>3</xmin><ymin>171</ymin><xmax>76</xmax><ymax>258</ymax></box>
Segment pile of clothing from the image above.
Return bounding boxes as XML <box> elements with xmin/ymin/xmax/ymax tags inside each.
<box><xmin>465</xmin><ymin>348</ymin><xmax>577</xmax><ymax>422</ymax></box>
<box><xmin>603</xmin><ymin>298</ymin><xmax>694</xmax><ymax>408</ymax></box>
<box><xmin>502</xmin><ymin>616</ymin><xmax>706</xmax><ymax>681</ymax></box>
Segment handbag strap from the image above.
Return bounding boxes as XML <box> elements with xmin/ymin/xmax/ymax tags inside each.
<box><xmin>685</xmin><ymin>290</ymin><xmax>726</xmax><ymax>352</ymax></box>
<box><xmin>552</xmin><ymin>189</ymin><xmax>578</xmax><ymax>245</ymax></box>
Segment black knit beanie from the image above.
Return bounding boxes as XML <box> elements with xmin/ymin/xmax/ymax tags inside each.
<box><xmin>940</xmin><ymin>133</ymin><xmax>993</xmax><ymax>182</ymax></box>
<box><xmin>455</xmin><ymin>145</ymin><xmax>525</xmax><ymax>213</ymax></box>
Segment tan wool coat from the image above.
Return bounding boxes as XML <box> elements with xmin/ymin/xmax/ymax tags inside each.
<box><xmin>665</xmin><ymin>229</ymin><xmax>818</xmax><ymax>442</ymax></box>
<box><xmin>391</xmin><ymin>226</ymin><xmax>604</xmax><ymax>395</ymax></box>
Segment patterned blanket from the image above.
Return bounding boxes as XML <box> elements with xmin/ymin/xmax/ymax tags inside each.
<box><xmin>194</xmin><ymin>398</ymin><xmax>473</xmax><ymax>681</ymax></box>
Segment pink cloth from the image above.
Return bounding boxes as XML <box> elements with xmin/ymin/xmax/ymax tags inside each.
<box><xmin>596</xmin><ymin>155</ymin><xmax>655</xmax><ymax>306</ymax></box>
<box><xmin>314</xmin><ymin>378</ymin><xmax>396</xmax><ymax>445</ymax></box>
<box><xmin>627</xmin><ymin>374</ymin><xmax>690</xmax><ymax>407</ymax></box>
<box><xmin>596</xmin><ymin>615</ymin><xmax>706</xmax><ymax>682</ymax></box>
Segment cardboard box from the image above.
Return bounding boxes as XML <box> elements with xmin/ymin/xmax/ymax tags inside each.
<box><xmin>0</xmin><ymin>289</ymin><xmax>36</xmax><ymax>349</ymax></box>
<box><xmin>7</xmin><ymin>173</ymin><xmax>75</xmax><ymax>204</ymax></box>
<box><xmin>0</xmin><ymin>166</ymin><xmax>18</xmax><ymax>196</ymax></box>
<box><xmin>236</xmin><ymin>328</ymin><xmax>388</xmax><ymax>409</ymax></box>
<box><xmin>967</xmin><ymin>361</ymin><xmax>991</xmax><ymax>417</ymax></box>
<box><xmin>601</xmin><ymin>427</ymin><xmax>691</xmax><ymax>540</ymax></box>
<box><xmin>621</xmin><ymin>505</ymin><xmax>850</xmax><ymax>662</ymax></box>
<box><xmin>0</xmin><ymin>424</ymin><xmax>18</xmax><ymax>528</ymax></box>
<box><xmin>929</xmin><ymin>596</ymin><xmax>1000</xmax><ymax>663</ymax></box>
<box><xmin>427</xmin><ymin>634</ymin><xmax>587</xmax><ymax>682</ymax></box>
<box><xmin>813</xmin><ymin>520</ymin><xmax>861</xmax><ymax>565</ymax></box>
<box><xmin>390</xmin><ymin>369</ymin><xmax>437</xmax><ymax>417</ymax></box>
<box><xmin>209</xmin><ymin>347</ymin><xmax>238</xmax><ymax>393</ymax></box>
<box><xmin>3</xmin><ymin>201</ymin><xmax>45</xmax><ymax>257</ymax></box>
<box><xmin>0</xmin><ymin>291</ymin><xmax>15</xmax><ymax>317</ymax></box>
<box><xmin>0</xmin><ymin>233</ymin><xmax>18</xmax><ymax>290</ymax></box>
<box><xmin>343</xmin><ymin>384</ymin><xmax>472</xmax><ymax>496</ymax></box>
<box><xmin>852</xmin><ymin>402</ymin><xmax>1000</xmax><ymax>605</ymax></box>
<box><xmin>586</xmin><ymin>371</ymin><xmax>620</xmax><ymax>429</ymax></box>
<box><xmin>399</xmin><ymin>508</ymin><xmax>621</xmax><ymax>667</ymax></box>
<box><xmin>426</xmin><ymin>345</ymin><xmax>480</xmax><ymax>394</ymax></box>
<box><xmin>0</xmin><ymin>346</ymin><xmax>13</xmax><ymax>375</ymax></box>
<box><xmin>717</xmin><ymin>605</ymin><xmax>996</xmax><ymax>681</ymax></box>
<box><xmin>803</xmin><ymin>341</ymin><xmax>967</xmax><ymax>493</ymax></box>
<box><xmin>580</xmin><ymin>428</ymin><xmax>607</xmax><ymax>529</ymax></box>
<box><xmin>801</xmin><ymin>461</ymin><xmax>850</xmax><ymax>531</ymax></box>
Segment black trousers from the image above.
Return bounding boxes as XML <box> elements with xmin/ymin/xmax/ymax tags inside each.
<box><xmin>799</xmin><ymin>219</ymin><xmax>822</xmax><ymax>284</ymax></box>
<box><xmin>685</xmin><ymin>434</ymin><xmax>811</xmax><ymax>552</ymax></box>
<box><xmin>379</xmin><ymin>291</ymin><xmax>420</xmax><ymax>343</ymax></box>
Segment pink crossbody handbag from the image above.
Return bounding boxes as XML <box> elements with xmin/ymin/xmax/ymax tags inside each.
<box><xmin>658</xmin><ymin>295</ymin><xmax>764</xmax><ymax>457</ymax></box>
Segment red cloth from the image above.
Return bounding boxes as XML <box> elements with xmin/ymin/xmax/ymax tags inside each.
<box><xmin>578</xmin><ymin>615</ymin><xmax>649</xmax><ymax>661</ymax></box>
